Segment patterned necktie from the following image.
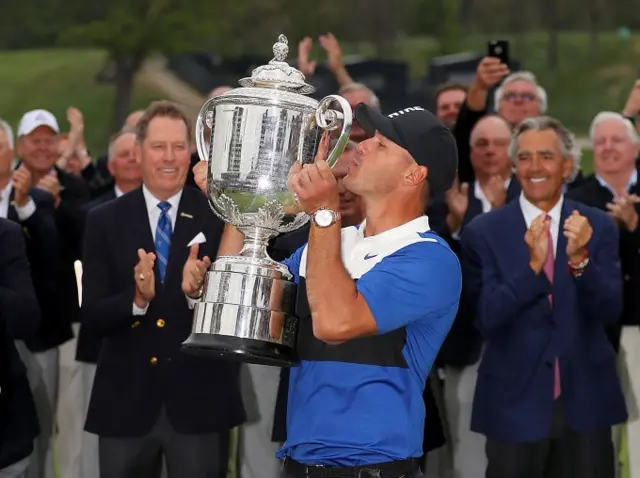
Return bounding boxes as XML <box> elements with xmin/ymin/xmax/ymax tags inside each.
<box><xmin>155</xmin><ymin>201</ymin><xmax>172</xmax><ymax>282</ymax></box>
<box><xmin>542</xmin><ymin>215</ymin><xmax>561</xmax><ymax>400</ymax></box>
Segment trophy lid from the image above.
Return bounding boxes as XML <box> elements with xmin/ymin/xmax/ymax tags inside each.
<box><xmin>238</xmin><ymin>34</ymin><xmax>316</xmax><ymax>94</ymax></box>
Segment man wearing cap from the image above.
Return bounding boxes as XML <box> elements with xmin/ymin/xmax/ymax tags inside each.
<box><xmin>213</xmin><ymin>104</ymin><xmax>462</xmax><ymax>477</ymax></box>
<box><xmin>15</xmin><ymin>108</ymin><xmax>90</xmax><ymax>478</ymax></box>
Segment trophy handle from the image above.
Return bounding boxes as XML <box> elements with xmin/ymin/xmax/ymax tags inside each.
<box><xmin>195</xmin><ymin>97</ymin><xmax>217</xmax><ymax>162</ymax></box>
<box><xmin>315</xmin><ymin>95</ymin><xmax>353</xmax><ymax>168</ymax></box>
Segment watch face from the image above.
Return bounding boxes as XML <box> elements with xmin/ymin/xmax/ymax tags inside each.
<box><xmin>314</xmin><ymin>209</ymin><xmax>333</xmax><ymax>227</ymax></box>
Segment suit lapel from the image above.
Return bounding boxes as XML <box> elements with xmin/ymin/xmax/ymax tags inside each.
<box><xmin>7</xmin><ymin>187</ymin><xmax>18</xmax><ymax>223</ymax></box>
<box><xmin>504</xmin><ymin>200</ymin><xmax>529</xmax><ymax>262</ymax></box>
<box><xmin>164</xmin><ymin>188</ymin><xmax>200</xmax><ymax>286</ymax></box>
<box><xmin>466</xmin><ymin>181</ymin><xmax>483</xmax><ymax>219</ymax></box>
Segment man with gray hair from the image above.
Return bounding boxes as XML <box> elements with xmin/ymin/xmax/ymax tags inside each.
<box><xmin>566</xmin><ymin>112</ymin><xmax>640</xmax><ymax>476</ymax></box>
<box><xmin>462</xmin><ymin>115</ymin><xmax>626</xmax><ymax>477</ymax></box>
<box><xmin>56</xmin><ymin>127</ymin><xmax>143</xmax><ymax>478</ymax></box>
<box><xmin>453</xmin><ymin>56</ymin><xmax>548</xmax><ymax>183</ymax></box>
<box><xmin>0</xmin><ymin>117</ymin><xmax>60</xmax><ymax>478</ymax></box>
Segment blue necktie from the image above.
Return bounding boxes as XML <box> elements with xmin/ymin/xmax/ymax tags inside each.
<box><xmin>155</xmin><ymin>201</ymin><xmax>172</xmax><ymax>282</ymax></box>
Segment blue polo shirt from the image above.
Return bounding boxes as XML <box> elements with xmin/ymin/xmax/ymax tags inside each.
<box><xmin>276</xmin><ymin>216</ymin><xmax>462</xmax><ymax>466</ymax></box>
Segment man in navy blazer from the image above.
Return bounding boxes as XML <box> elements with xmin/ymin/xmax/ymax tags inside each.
<box><xmin>461</xmin><ymin>116</ymin><xmax>626</xmax><ymax>478</ymax></box>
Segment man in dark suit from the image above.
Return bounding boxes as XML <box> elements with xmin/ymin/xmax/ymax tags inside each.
<box><xmin>61</xmin><ymin>127</ymin><xmax>143</xmax><ymax>478</ymax></box>
<box><xmin>0</xmin><ymin>218</ymin><xmax>41</xmax><ymax>477</ymax></box>
<box><xmin>428</xmin><ymin>114</ymin><xmax>520</xmax><ymax>478</ymax></box>
<box><xmin>461</xmin><ymin>116</ymin><xmax>626</xmax><ymax>478</ymax></box>
<box><xmin>566</xmin><ymin>111</ymin><xmax>640</xmax><ymax>351</ymax></box>
<box><xmin>82</xmin><ymin>101</ymin><xmax>245</xmax><ymax>478</ymax></box>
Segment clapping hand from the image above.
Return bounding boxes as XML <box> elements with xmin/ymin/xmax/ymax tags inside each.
<box><xmin>182</xmin><ymin>244</ymin><xmax>211</xmax><ymax>298</ymax></box>
<box><xmin>12</xmin><ymin>165</ymin><xmax>31</xmax><ymax>207</ymax></box>
<box><xmin>36</xmin><ymin>171</ymin><xmax>61</xmax><ymax>207</ymax></box>
<box><xmin>606</xmin><ymin>194</ymin><xmax>640</xmax><ymax>232</ymax></box>
<box><xmin>134</xmin><ymin>249</ymin><xmax>156</xmax><ymax>307</ymax></box>
<box><xmin>563</xmin><ymin>211</ymin><xmax>592</xmax><ymax>261</ymax></box>
<box><xmin>483</xmin><ymin>175</ymin><xmax>508</xmax><ymax>208</ymax></box>
<box><xmin>525</xmin><ymin>214</ymin><xmax>551</xmax><ymax>273</ymax></box>
<box><xmin>444</xmin><ymin>177</ymin><xmax>469</xmax><ymax>233</ymax></box>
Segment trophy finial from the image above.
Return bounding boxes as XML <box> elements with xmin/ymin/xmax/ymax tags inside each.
<box><xmin>238</xmin><ymin>32</ymin><xmax>314</xmax><ymax>94</ymax></box>
<box><xmin>273</xmin><ymin>34</ymin><xmax>289</xmax><ymax>62</ymax></box>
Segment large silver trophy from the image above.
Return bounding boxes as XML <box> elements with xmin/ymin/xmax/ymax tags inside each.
<box><xmin>181</xmin><ymin>34</ymin><xmax>352</xmax><ymax>367</ymax></box>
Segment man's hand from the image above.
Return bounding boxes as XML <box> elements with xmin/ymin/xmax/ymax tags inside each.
<box><xmin>288</xmin><ymin>132</ymin><xmax>339</xmax><ymax>214</ymax></box>
<box><xmin>525</xmin><ymin>214</ymin><xmax>551</xmax><ymax>274</ymax></box>
<box><xmin>193</xmin><ymin>160</ymin><xmax>207</xmax><ymax>195</ymax></box>
<box><xmin>12</xmin><ymin>165</ymin><xmax>32</xmax><ymax>207</ymax></box>
<box><xmin>623</xmin><ymin>80</ymin><xmax>640</xmax><ymax>118</ymax></box>
<box><xmin>182</xmin><ymin>244</ymin><xmax>211</xmax><ymax>298</ymax></box>
<box><xmin>483</xmin><ymin>175</ymin><xmax>508</xmax><ymax>208</ymax></box>
<box><xmin>564</xmin><ymin>211</ymin><xmax>593</xmax><ymax>261</ymax></box>
<box><xmin>134</xmin><ymin>249</ymin><xmax>156</xmax><ymax>308</ymax></box>
<box><xmin>607</xmin><ymin>194</ymin><xmax>640</xmax><ymax>232</ymax></box>
<box><xmin>444</xmin><ymin>177</ymin><xmax>469</xmax><ymax>233</ymax></box>
<box><xmin>318</xmin><ymin>33</ymin><xmax>343</xmax><ymax>74</ymax></box>
<box><xmin>36</xmin><ymin>171</ymin><xmax>61</xmax><ymax>207</ymax></box>
<box><xmin>297</xmin><ymin>37</ymin><xmax>317</xmax><ymax>78</ymax></box>
<box><xmin>474</xmin><ymin>57</ymin><xmax>510</xmax><ymax>91</ymax></box>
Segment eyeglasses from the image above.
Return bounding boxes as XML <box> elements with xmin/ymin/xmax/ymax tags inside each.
<box><xmin>502</xmin><ymin>92</ymin><xmax>537</xmax><ymax>103</ymax></box>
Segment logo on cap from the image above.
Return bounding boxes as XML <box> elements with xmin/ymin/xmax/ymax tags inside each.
<box><xmin>387</xmin><ymin>106</ymin><xmax>425</xmax><ymax>118</ymax></box>
<box><xmin>35</xmin><ymin>113</ymin><xmax>48</xmax><ymax>122</ymax></box>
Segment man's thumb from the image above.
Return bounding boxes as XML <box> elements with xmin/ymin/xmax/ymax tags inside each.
<box><xmin>189</xmin><ymin>243</ymin><xmax>199</xmax><ymax>259</ymax></box>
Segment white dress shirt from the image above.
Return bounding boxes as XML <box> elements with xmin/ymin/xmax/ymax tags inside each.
<box><xmin>132</xmin><ymin>185</ymin><xmax>183</xmax><ymax>315</ymax></box>
<box><xmin>114</xmin><ymin>185</ymin><xmax>125</xmax><ymax>198</ymax></box>
<box><xmin>0</xmin><ymin>180</ymin><xmax>36</xmax><ymax>221</ymax></box>
<box><xmin>518</xmin><ymin>192</ymin><xmax>563</xmax><ymax>256</ymax></box>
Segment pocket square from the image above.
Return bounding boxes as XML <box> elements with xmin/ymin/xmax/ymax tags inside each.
<box><xmin>187</xmin><ymin>232</ymin><xmax>207</xmax><ymax>247</ymax></box>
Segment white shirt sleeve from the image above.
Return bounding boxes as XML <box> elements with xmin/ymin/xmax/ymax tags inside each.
<box><xmin>185</xmin><ymin>295</ymin><xmax>199</xmax><ymax>310</ymax></box>
<box><xmin>132</xmin><ymin>302</ymin><xmax>149</xmax><ymax>315</ymax></box>
<box><xmin>15</xmin><ymin>198</ymin><xmax>36</xmax><ymax>221</ymax></box>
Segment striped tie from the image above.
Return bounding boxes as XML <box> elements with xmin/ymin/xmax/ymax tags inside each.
<box><xmin>155</xmin><ymin>201</ymin><xmax>172</xmax><ymax>282</ymax></box>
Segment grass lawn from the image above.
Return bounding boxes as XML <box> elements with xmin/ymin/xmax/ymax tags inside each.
<box><xmin>0</xmin><ymin>49</ymin><xmax>165</xmax><ymax>155</ymax></box>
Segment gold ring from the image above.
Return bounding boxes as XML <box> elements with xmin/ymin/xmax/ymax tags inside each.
<box><xmin>139</xmin><ymin>273</ymin><xmax>145</xmax><ymax>281</ymax></box>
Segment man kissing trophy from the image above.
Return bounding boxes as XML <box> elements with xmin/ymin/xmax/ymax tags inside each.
<box><xmin>182</xmin><ymin>34</ymin><xmax>353</xmax><ymax>367</ymax></box>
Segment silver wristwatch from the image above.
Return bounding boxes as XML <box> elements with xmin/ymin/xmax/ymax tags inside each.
<box><xmin>311</xmin><ymin>208</ymin><xmax>341</xmax><ymax>228</ymax></box>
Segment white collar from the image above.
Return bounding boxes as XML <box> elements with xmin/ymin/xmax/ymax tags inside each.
<box><xmin>142</xmin><ymin>184</ymin><xmax>183</xmax><ymax>214</ymax></box>
<box><xmin>355</xmin><ymin>215</ymin><xmax>431</xmax><ymax>242</ymax></box>
<box><xmin>518</xmin><ymin>192</ymin><xmax>563</xmax><ymax>226</ymax></box>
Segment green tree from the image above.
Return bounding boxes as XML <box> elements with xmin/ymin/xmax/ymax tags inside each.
<box><xmin>58</xmin><ymin>0</ymin><xmax>235</xmax><ymax>129</ymax></box>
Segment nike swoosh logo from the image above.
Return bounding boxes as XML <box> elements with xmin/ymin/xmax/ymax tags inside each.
<box><xmin>364</xmin><ymin>253</ymin><xmax>378</xmax><ymax>260</ymax></box>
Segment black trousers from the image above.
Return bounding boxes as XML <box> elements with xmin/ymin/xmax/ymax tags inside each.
<box><xmin>284</xmin><ymin>470</ymin><xmax>424</xmax><ymax>478</ymax></box>
<box><xmin>98</xmin><ymin>408</ymin><xmax>229</xmax><ymax>478</ymax></box>
<box><xmin>485</xmin><ymin>400</ymin><xmax>615</xmax><ymax>478</ymax></box>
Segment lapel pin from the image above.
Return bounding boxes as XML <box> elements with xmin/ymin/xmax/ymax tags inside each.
<box><xmin>180</xmin><ymin>212</ymin><xmax>194</xmax><ymax>219</ymax></box>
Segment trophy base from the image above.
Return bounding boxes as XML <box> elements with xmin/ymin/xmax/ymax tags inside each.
<box><xmin>181</xmin><ymin>333</ymin><xmax>299</xmax><ymax>367</ymax></box>
<box><xmin>182</xmin><ymin>259</ymin><xmax>299</xmax><ymax>368</ymax></box>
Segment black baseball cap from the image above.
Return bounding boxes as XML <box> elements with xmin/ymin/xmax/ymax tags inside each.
<box><xmin>355</xmin><ymin>103</ymin><xmax>458</xmax><ymax>196</ymax></box>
